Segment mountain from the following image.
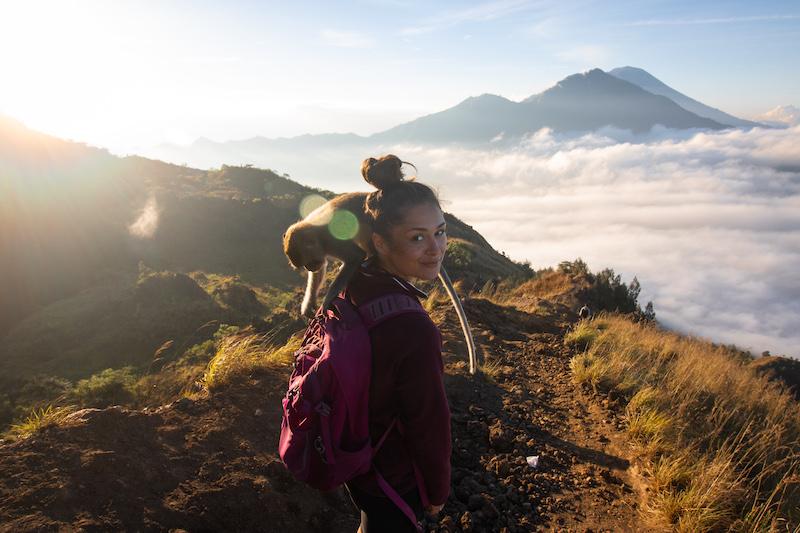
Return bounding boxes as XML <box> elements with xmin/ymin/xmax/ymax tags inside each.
<box><xmin>609</xmin><ymin>66</ymin><xmax>765</xmax><ymax>128</ymax></box>
<box><xmin>526</xmin><ymin>68</ymin><xmax>728</xmax><ymax>130</ymax></box>
<box><xmin>371</xmin><ymin>68</ymin><xmax>728</xmax><ymax>144</ymax></box>
<box><xmin>146</xmin><ymin>67</ymin><xmax>746</xmax><ymax>172</ymax></box>
<box><xmin>370</xmin><ymin>93</ymin><xmax>524</xmax><ymax>144</ymax></box>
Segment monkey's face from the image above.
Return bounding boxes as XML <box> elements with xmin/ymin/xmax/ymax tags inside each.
<box><xmin>284</xmin><ymin>225</ymin><xmax>326</xmax><ymax>272</ymax></box>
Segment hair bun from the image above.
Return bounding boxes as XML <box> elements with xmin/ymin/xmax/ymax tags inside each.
<box><xmin>362</xmin><ymin>155</ymin><xmax>405</xmax><ymax>190</ymax></box>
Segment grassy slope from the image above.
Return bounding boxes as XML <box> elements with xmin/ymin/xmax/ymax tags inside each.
<box><xmin>567</xmin><ymin>313</ymin><xmax>800</xmax><ymax>531</ymax></box>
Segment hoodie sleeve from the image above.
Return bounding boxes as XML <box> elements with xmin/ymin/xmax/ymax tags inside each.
<box><xmin>394</xmin><ymin>315</ymin><xmax>452</xmax><ymax>506</ymax></box>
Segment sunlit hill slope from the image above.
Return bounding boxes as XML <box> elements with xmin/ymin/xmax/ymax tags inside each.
<box><xmin>0</xmin><ymin>115</ymin><xmax>531</xmax><ymax>425</ymax></box>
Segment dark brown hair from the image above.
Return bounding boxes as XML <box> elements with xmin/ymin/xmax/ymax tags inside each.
<box><xmin>362</xmin><ymin>155</ymin><xmax>441</xmax><ymax>245</ymax></box>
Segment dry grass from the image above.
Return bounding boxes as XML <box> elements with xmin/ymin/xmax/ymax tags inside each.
<box><xmin>478</xmin><ymin>357</ymin><xmax>504</xmax><ymax>385</ymax></box>
<box><xmin>568</xmin><ymin>314</ymin><xmax>800</xmax><ymax>532</ymax></box>
<box><xmin>7</xmin><ymin>404</ymin><xmax>74</xmax><ymax>440</ymax></box>
<box><xmin>511</xmin><ymin>271</ymin><xmax>578</xmax><ymax>300</ymax></box>
<box><xmin>198</xmin><ymin>329</ymin><xmax>301</xmax><ymax>393</ymax></box>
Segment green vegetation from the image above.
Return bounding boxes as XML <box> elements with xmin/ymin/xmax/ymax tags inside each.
<box><xmin>0</xmin><ymin>263</ymin><xmax>301</xmax><ymax>433</ymax></box>
<box><xmin>442</xmin><ymin>213</ymin><xmax>535</xmax><ymax>284</ymax></box>
<box><xmin>567</xmin><ymin>314</ymin><xmax>800</xmax><ymax>532</ymax></box>
<box><xmin>0</xmin><ymin>142</ymin><xmax>329</xmax><ymax>433</ymax></box>
<box><xmin>443</xmin><ymin>240</ymin><xmax>473</xmax><ymax>271</ymax></box>
<box><xmin>7</xmin><ymin>405</ymin><xmax>74</xmax><ymax>440</ymax></box>
<box><xmin>69</xmin><ymin>367</ymin><xmax>138</xmax><ymax>407</ymax></box>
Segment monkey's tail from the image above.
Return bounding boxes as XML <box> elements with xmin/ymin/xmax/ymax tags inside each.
<box><xmin>438</xmin><ymin>268</ymin><xmax>477</xmax><ymax>375</ymax></box>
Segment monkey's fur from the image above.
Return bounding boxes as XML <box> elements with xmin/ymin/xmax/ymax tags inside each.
<box><xmin>283</xmin><ymin>192</ymin><xmax>478</xmax><ymax>373</ymax></box>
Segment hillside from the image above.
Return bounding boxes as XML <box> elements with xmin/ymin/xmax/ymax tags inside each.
<box><xmin>0</xmin><ymin>117</ymin><xmax>311</xmax><ymax>336</ymax></box>
<box><xmin>0</xmin><ymin>115</ymin><xmax>532</xmax><ymax>431</ymax></box>
<box><xmin>0</xmin><ymin>276</ymin><xmax>665</xmax><ymax>533</ymax></box>
<box><xmin>2</xmin><ymin>271</ymin><xmax>798</xmax><ymax>533</ymax></box>
<box><xmin>3</xmin><ymin>106</ymin><xmax>798</xmax><ymax>532</ymax></box>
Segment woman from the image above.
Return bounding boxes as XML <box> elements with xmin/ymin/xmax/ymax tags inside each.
<box><xmin>343</xmin><ymin>155</ymin><xmax>452</xmax><ymax>532</ymax></box>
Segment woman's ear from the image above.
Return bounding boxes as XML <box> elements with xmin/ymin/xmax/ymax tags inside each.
<box><xmin>372</xmin><ymin>232</ymin><xmax>389</xmax><ymax>255</ymax></box>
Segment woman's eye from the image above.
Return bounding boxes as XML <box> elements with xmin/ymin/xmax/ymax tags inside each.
<box><xmin>435</xmin><ymin>229</ymin><xmax>446</xmax><ymax>237</ymax></box>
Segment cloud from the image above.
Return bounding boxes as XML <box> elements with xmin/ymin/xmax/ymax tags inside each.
<box><xmin>754</xmin><ymin>105</ymin><xmax>800</xmax><ymax>127</ymax></box>
<box><xmin>142</xmin><ymin>124</ymin><xmax>800</xmax><ymax>357</ymax></box>
<box><xmin>394</xmin><ymin>126</ymin><xmax>800</xmax><ymax>358</ymax></box>
<box><xmin>128</xmin><ymin>195</ymin><xmax>160</xmax><ymax>239</ymax></box>
<box><xmin>630</xmin><ymin>14</ymin><xmax>799</xmax><ymax>26</ymax></box>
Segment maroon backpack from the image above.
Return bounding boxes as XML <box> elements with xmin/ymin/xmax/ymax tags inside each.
<box><xmin>279</xmin><ymin>293</ymin><xmax>430</xmax><ymax>526</ymax></box>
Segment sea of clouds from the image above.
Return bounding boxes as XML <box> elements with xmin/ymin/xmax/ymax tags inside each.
<box><xmin>148</xmin><ymin>125</ymin><xmax>800</xmax><ymax>358</ymax></box>
<box><xmin>391</xmin><ymin>126</ymin><xmax>800</xmax><ymax>359</ymax></box>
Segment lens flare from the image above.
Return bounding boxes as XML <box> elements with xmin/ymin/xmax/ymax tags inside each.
<box><xmin>299</xmin><ymin>194</ymin><xmax>327</xmax><ymax>219</ymax></box>
<box><xmin>329</xmin><ymin>210</ymin><xmax>359</xmax><ymax>240</ymax></box>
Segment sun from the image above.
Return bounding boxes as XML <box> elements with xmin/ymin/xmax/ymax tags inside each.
<box><xmin>0</xmin><ymin>1</ymin><xmax>166</xmax><ymax>152</ymax></box>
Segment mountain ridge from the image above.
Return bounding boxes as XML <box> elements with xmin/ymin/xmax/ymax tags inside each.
<box><xmin>609</xmin><ymin>66</ymin><xmax>764</xmax><ymax>128</ymax></box>
<box><xmin>144</xmin><ymin>66</ymin><xmax>762</xmax><ymax>171</ymax></box>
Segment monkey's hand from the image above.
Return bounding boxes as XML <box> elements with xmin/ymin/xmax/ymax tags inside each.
<box><xmin>320</xmin><ymin>291</ymin><xmax>337</xmax><ymax>316</ymax></box>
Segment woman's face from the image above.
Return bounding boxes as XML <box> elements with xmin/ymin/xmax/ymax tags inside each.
<box><xmin>373</xmin><ymin>203</ymin><xmax>447</xmax><ymax>281</ymax></box>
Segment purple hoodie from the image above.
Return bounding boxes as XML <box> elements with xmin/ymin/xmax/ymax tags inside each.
<box><xmin>344</xmin><ymin>264</ymin><xmax>452</xmax><ymax>506</ymax></box>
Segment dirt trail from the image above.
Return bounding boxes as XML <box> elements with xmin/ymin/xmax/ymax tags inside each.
<box><xmin>0</xmin><ymin>296</ymin><xmax>674</xmax><ymax>533</ymax></box>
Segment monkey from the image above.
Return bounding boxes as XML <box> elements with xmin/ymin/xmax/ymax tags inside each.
<box><xmin>283</xmin><ymin>192</ymin><xmax>371</xmax><ymax>318</ymax></box>
<box><xmin>283</xmin><ymin>191</ymin><xmax>478</xmax><ymax>374</ymax></box>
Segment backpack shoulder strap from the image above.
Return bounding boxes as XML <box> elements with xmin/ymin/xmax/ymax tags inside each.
<box><xmin>357</xmin><ymin>293</ymin><xmax>427</xmax><ymax>329</ymax></box>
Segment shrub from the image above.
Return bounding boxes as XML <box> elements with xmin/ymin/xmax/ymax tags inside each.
<box><xmin>594</xmin><ymin>268</ymin><xmax>641</xmax><ymax>314</ymax></box>
<box><xmin>0</xmin><ymin>395</ymin><xmax>27</xmax><ymax>431</ymax></box>
<box><xmin>69</xmin><ymin>367</ymin><xmax>138</xmax><ymax>408</ymax></box>
<box><xmin>558</xmin><ymin>258</ymin><xmax>589</xmax><ymax>274</ymax></box>
<box><xmin>443</xmin><ymin>241</ymin><xmax>473</xmax><ymax>272</ymax></box>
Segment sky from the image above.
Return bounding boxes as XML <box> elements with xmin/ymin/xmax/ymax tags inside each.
<box><xmin>0</xmin><ymin>0</ymin><xmax>798</xmax><ymax>153</ymax></box>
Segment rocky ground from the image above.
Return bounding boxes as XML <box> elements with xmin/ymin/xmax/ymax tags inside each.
<box><xmin>0</xmin><ymin>294</ymin><xmax>675</xmax><ymax>533</ymax></box>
